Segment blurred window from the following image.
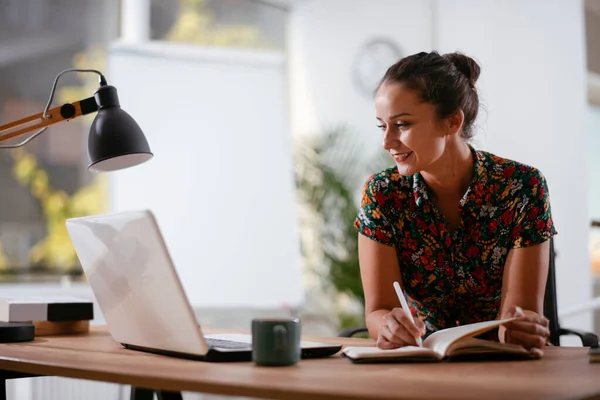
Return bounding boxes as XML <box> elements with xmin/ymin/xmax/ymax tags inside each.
<box><xmin>0</xmin><ymin>0</ymin><xmax>118</xmax><ymax>281</ymax></box>
<box><xmin>151</xmin><ymin>0</ymin><xmax>287</xmax><ymax>50</ymax></box>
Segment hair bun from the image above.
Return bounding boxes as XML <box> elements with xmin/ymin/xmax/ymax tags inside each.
<box><xmin>444</xmin><ymin>52</ymin><xmax>481</xmax><ymax>87</ymax></box>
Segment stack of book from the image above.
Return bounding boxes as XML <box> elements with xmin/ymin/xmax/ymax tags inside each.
<box><xmin>0</xmin><ymin>296</ymin><xmax>94</xmax><ymax>336</ymax></box>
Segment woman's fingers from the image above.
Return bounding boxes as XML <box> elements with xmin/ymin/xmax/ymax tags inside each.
<box><xmin>544</xmin><ymin>317</ymin><xmax>550</xmax><ymax>327</ymax></box>
<box><xmin>378</xmin><ymin>325</ymin><xmax>403</xmax><ymax>349</ymax></box>
<box><xmin>384</xmin><ymin>314</ymin><xmax>420</xmax><ymax>346</ymax></box>
<box><xmin>414</xmin><ymin>317</ymin><xmax>427</xmax><ymax>335</ymax></box>
<box><xmin>504</xmin><ymin>320</ymin><xmax>550</xmax><ymax>339</ymax></box>
<box><xmin>390</xmin><ymin>308</ymin><xmax>425</xmax><ymax>338</ymax></box>
<box><xmin>504</xmin><ymin>313</ymin><xmax>550</xmax><ymax>350</ymax></box>
<box><xmin>502</xmin><ymin>307</ymin><xmax>550</xmax><ymax>355</ymax></box>
<box><xmin>505</xmin><ymin>305</ymin><xmax>525</xmax><ymax>318</ymax></box>
<box><xmin>529</xmin><ymin>347</ymin><xmax>544</xmax><ymax>359</ymax></box>
<box><xmin>377</xmin><ymin>338</ymin><xmax>395</xmax><ymax>349</ymax></box>
<box><xmin>505</xmin><ymin>305</ymin><xmax>549</xmax><ymax>327</ymax></box>
<box><xmin>506</xmin><ymin>328</ymin><xmax>548</xmax><ymax>350</ymax></box>
<box><xmin>377</xmin><ymin>337</ymin><xmax>400</xmax><ymax>349</ymax></box>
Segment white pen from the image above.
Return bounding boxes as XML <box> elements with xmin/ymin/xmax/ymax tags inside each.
<box><xmin>393</xmin><ymin>281</ymin><xmax>423</xmax><ymax>347</ymax></box>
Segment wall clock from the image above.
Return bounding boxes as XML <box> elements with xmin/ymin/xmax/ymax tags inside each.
<box><xmin>352</xmin><ymin>38</ymin><xmax>403</xmax><ymax>98</ymax></box>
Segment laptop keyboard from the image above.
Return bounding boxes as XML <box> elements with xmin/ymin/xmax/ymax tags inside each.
<box><xmin>205</xmin><ymin>337</ymin><xmax>252</xmax><ymax>350</ymax></box>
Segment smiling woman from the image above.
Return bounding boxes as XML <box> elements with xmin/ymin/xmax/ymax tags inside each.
<box><xmin>356</xmin><ymin>51</ymin><xmax>556</xmax><ymax>358</ymax></box>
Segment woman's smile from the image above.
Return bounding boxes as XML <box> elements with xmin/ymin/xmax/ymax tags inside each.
<box><xmin>390</xmin><ymin>151</ymin><xmax>413</xmax><ymax>163</ymax></box>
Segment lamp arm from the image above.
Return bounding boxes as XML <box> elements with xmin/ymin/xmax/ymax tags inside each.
<box><xmin>0</xmin><ymin>68</ymin><xmax>106</xmax><ymax>149</ymax></box>
<box><xmin>0</xmin><ymin>97</ymin><xmax>98</xmax><ymax>148</ymax></box>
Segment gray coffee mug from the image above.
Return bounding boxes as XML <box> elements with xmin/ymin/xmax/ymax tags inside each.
<box><xmin>251</xmin><ymin>318</ymin><xmax>301</xmax><ymax>366</ymax></box>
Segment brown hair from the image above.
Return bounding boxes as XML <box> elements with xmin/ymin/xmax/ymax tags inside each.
<box><xmin>378</xmin><ymin>51</ymin><xmax>481</xmax><ymax>139</ymax></box>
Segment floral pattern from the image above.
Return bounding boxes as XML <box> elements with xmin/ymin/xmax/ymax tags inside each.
<box><xmin>354</xmin><ymin>147</ymin><xmax>557</xmax><ymax>337</ymax></box>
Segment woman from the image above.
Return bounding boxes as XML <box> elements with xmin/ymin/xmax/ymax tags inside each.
<box><xmin>355</xmin><ymin>51</ymin><xmax>555</xmax><ymax>358</ymax></box>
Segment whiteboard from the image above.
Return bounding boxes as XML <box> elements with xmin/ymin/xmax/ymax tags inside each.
<box><xmin>105</xmin><ymin>41</ymin><xmax>304</xmax><ymax>309</ymax></box>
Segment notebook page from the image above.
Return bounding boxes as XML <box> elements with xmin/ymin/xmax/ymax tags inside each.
<box><xmin>342</xmin><ymin>345</ymin><xmax>440</xmax><ymax>360</ymax></box>
<box><xmin>423</xmin><ymin>318</ymin><xmax>517</xmax><ymax>356</ymax></box>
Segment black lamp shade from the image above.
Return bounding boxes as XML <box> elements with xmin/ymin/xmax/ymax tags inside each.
<box><xmin>87</xmin><ymin>85</ymin><xmax>153</xmax><ymax>172</ymax></box>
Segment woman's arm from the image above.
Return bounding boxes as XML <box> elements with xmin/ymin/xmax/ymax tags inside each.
<box><xmin>359</xmin><ymin>235</ymin><xmax>424</xmax><ymax>346</ymax></box>
<box><xmin>498</xmin><ymin>240</ymin><xmax>551</xmax><ymax>355</ymax></box>
<box><xmin>500</xmin><ymin>240</ymin><xmax>549</xmax><ymax>316</ymax></box>
<box><xmin>496</xmin><ymin>167</ymin><xmax>555</xmax><ymax>356</ymax></box>
<box><xmin>359</xmin><ymin>235</ymin><xmax>401</xmax><ymax>338</ymax></box>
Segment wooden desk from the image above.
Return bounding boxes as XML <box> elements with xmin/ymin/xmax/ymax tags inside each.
<box><xmin>0</xmin><ymin>327</ymin><xmax>599</xmax><ymax>400</ymax></box>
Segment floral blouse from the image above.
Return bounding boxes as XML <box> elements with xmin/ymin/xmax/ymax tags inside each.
<box><xmin>354</xmin><ymin>147</ymin><xmax>557</xmax><ymax>337</ymax></box>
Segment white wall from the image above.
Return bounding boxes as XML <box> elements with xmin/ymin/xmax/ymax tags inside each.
<box><xmin>288</xmin><ymin>0</ymin><xmax>434</xmax><ymax>151</ymax></box>
<box><xmin>588</xmin><ymin>105</ymin><xmax>600</xmax><ymax>220</ymax></box>
<box><xmin>290</xmin><ymin>0</ymin><xmax>593</xmax><ymax>333</ymax></box>
<box><xmin>105</xmin><ymin>42</ymin><xmax>304</xmax><ymax>309</ymax></box>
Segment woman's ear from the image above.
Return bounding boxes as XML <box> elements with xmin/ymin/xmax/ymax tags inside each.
<box><xmin>445</xmin><ymin>110</ymin><xmax>465</xmax><ymax>136</ymax></box>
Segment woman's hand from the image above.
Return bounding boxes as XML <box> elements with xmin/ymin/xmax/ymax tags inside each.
<box><xmin>501</xmin><ymin>305</ymin><xmax>550</xmax><ymax>358</ymax></box>
<box><xmin>377</xmin><ymin>307</ymin><xmax>426</xmax><ymax>349</ymax></box>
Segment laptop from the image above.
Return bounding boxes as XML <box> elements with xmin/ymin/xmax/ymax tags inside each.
<box><xmin>65</xmin><ymin>209</ymin><xmax>342</xmax><ymax>362</ymax></box>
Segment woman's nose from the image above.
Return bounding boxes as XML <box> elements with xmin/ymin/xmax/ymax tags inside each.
<box><xmin>382</xmin><ymin>129</ymin><xmax>399</xmax><ymax>150</ymax></box>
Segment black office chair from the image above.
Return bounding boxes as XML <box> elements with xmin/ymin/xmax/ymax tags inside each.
<box><xmin>338</xmin><ymin>238</ymin><xmax>599</xmax><ymax>348</ymax></box>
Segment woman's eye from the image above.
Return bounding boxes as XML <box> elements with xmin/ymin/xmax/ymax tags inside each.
<box><xmin>377</xmin><ymin>123</ymin><xmax>409</xmax><ymax>131</ymax></box>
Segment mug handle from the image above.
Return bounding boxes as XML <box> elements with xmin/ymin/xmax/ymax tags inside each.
<box><xmin>273</xmin><ymin>325</ymin><xmax>288</xmax><ymax>351</ymax></box>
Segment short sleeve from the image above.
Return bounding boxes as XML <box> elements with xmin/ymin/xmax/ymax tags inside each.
<box><xmin>354</xmin><ymin>174</ymin><xmax>396</xmax><ymax>246</ymax></box>
<box><xmin>510</xmin><ymin>169</ymin><xmax>557</xmax><ymax>249</ymax></box>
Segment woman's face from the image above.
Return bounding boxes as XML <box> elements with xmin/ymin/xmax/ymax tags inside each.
<box><xmin>374</xmin><ymin>81</ymin><xmax>448</xmax><ymax>176</ymax></box>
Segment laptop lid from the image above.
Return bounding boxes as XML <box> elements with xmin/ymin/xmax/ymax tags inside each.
<box><xmin>65</xmin><ymin>209</ymin><xmax>210</xmax><ymax>356</ymax></box>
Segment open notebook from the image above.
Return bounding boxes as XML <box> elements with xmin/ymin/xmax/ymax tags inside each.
<box><xmin>342</xmin><ymin>318</ymin><xmax>533</xmax><ymax>363</ymax></box>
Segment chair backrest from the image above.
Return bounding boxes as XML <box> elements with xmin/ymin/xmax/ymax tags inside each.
<box><xmin>543</xmin><ymin>237</ymin><xmax>561</xmax><ymax>346</ymax></box>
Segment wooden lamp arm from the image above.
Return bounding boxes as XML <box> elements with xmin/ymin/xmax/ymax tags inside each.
<box><xmin>0</xmin><ymin>68</ymin><xmax>106</xmax><ymax>149</ymax></box>
<box><xmin>0</xmin><ymin>97</ymin><xmax>99</xmax><ymax>147</ymax></box>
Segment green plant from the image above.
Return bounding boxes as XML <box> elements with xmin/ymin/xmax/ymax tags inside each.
<box><xmin>11</xmin><ymin>148</ymin><xmax>108</xmax><ymax>271</ymax></box>
<box><xmin>293</xmin><ymin>127</ymin><xmax>391</xmax><ymax>329</ymax></box>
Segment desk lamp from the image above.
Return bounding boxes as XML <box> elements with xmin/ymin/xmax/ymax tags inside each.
<box><xmin>0</xmin><ymin>69</ymin><xmax>152</xmax><ymax>342</ymax></box>
<box><xmin>0</xmin><ymin>68</ymin><xmax>153</xmax><ymax>172</ymax></box>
